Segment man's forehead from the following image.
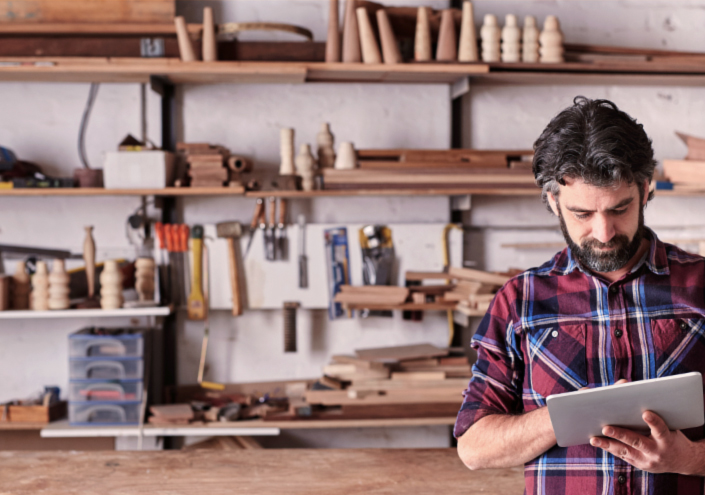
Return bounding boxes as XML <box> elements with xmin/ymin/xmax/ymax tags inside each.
<box><xmin>559</xmin><ymin>177</ymin><xmax>638</xmax><ymax>208</ymax></box>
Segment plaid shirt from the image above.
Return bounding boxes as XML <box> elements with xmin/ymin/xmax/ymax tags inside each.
<box><xmin>455</xmin><ymin>228</ymin><xmax>705</xmax><ymax>494</ymax></box>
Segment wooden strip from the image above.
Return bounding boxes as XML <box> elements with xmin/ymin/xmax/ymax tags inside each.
<box><xmin>355</xmin><ymin>344</ymin><xmax>448</xmax><ymax>362</ymax></box>
<box><xmin>447</xmin><ymin>267</ymin><xmax>510</xmax><ymax>286</ymax></box>
<box><xmin>0</xmin><ymin>1</ymin><xmax>176</xmax><ymax>24</ymax></box>
<box><xmin>330</xmin><ymin>355</ymin><xmax>388</xmax><ymax>370</ymax></box>
<box><xmin>348</xmin><ymin>378</ymin><xmax>469</xmax><ymax>390</ymax></box>
<box><xmin>391</xmin><ymin>371</ymin><xmax>446</xmax><ymax>381</ymax></box>
<box><xmin>304</xmin><ymin>389</ymin><xmax>462</xmax><ymax>405</ymax></box>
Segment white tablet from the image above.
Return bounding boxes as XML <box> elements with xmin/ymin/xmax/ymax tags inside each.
<box><xmin>547</xmin><ymin>372</ymin><xmax>704</xmax><ymax>447</ymax></box>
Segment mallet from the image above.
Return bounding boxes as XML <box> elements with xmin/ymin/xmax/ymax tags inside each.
<box><xmin>216</xmin><ymin>221</ymin><xmax>244</xmax><ymax>316</ymax></box>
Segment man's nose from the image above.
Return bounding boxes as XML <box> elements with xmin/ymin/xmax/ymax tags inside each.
<box><xmin>591</xmin><ymin>214</ymin><xmax>615</xmax><ymax>244</ymax></box>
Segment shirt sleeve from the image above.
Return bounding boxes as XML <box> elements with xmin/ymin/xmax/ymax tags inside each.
<box><xmin>454</xmin><ymin>285</ymin><xmax>524</xmax><ymax>438</ymax></box>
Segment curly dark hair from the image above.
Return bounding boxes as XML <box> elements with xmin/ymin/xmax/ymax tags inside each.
<box><xmin>532</xmin><ymin>96</ymin><xmax>656</xmax><ymax>210</ymax></box>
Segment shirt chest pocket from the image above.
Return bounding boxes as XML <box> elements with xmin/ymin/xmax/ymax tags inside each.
<box><xmin>651</xmin><ymin>318</ymin><xmax>703</xmax><ymax>377</ymax></box>
<box><xmin>527</xmin><ymin>323</ymin><xmax>587</xmax><ymax>398</ymax></box>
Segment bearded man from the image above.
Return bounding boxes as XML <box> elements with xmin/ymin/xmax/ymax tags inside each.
<box><xmin>455</xmin><ymin>96</ymin><xmax>705</xmax><ymax>494</ymax></box>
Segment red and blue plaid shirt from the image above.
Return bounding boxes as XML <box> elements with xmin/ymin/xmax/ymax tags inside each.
<box><xmin>455</xmin><ymin>228</ymin><xmax>705</xmax><ymax>494</ymax></box>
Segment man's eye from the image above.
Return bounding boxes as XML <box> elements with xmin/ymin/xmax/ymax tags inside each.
<box><xmin>612</xmin><ymin>208</ymin><xmax>628</xmax><ymax>216</ymax></box>
<box><xmin>575</xmin><ymin>213</ymin><xmax>590</xmax><ymax>220</ymax></box>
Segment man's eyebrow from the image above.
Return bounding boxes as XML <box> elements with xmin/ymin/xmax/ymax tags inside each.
<box><xmin>565</xmin><ymin>197</ymin><xmax>634</xmax><ymax>213</ymax></box>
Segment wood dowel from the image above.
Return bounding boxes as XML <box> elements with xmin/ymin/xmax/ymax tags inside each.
<box><xmin>202</xmin><ymin>7</ymin><xmax>217</xmax><ymax>62</ymax></box>
<box><xmin>342</xmin><ymin>0</ymin><xmax>361</xmax><ymax>62</ymax></box>
<box><xmin>376</xmin><ymin>9</ymin><xmax>401</xmax><ymax>64</ymax></box>
<box><xmin>356</xmin><ymin>7</ymin><xmax>381</xmax><ymax>64</ymax></box>
<box><xmin>326</xmin><ymin>0</ymin><xmax>341</xmax><ymax>62</ymax></box>
<box><xmin>175</xmin><ymin>16</ymin><xmax>196</xmax><ymax>62</ymax></box>
<box><xmin>436</xmin><ymin>9</ymin><xmax>457</xmax><ymax>62</ymax></box>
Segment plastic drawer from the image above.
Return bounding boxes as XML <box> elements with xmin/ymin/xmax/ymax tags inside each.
<box><xmin>68</xmin><ymin>380</ymin><xmax>143</xmax><ymax>402</ymax></box>
<box><xmin>69</xmin><ymin>328</ymin><xmax>144</xmax><ymax>358</ymax></box>
<box><xmin>69</xmin><ymin>401</ymin><xmax>141</xmax><ymax>426</ymax></box>
<box><xmin>69</xmin><ymin>358</ymin><xmax>143</xmax><ymax>380</ymax></box>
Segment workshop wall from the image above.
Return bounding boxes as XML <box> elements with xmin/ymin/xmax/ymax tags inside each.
<box><xmin>1</xmin><ymin>0</ymin><xmax>704</xmax><ymax>449</ymax></box>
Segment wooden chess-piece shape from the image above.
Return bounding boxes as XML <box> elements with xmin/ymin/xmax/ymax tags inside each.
<box><xmin>539</xmin><ymin>15</ymin><xmax>564</xmax><ymax>63</ymax></box>
<box><xmin>501</xmin><ymin>14</ymin><xmax>521</xmax><ymax>62</ymax></box>
<box><xmin>295</xmin><ymin>144</ymin><xmax>317</xmax><ymax>192</ymax></box>
<box><xmin>522</xmin><ymin>15</ymin><xmax>539</xmax><ymax>62</ymax></box>
<box><xmin>334</xmin><ymin>142</ymin><xmax>357</xmax><ymax>170</ymax></box>
<box><xmin>458</xmin><ymin>1</ymin><xmax>479</xmax><ymax>62</ymax></box>
<box><xmin>356</xmin><ymin>7</ymin><xmax>382</xmax><ymax>64</ymax></box>
<box><xmin>11</xmin><ymin>260</ymin><xmax>30</xmax><ymax>310</ymax></box>
<box><xmin>48</xmin><ymin>259</ymin><xmax>70</xmax><ymax>310</ymax></box>
<box><xmin>100</xmin><ymin>260</ymin><xmax>124</xmax><ymax>310</ymax></box>
<box><xmin>342</xmin><ymin>0</ymin><xmax>361</xmax><ymax>62</ymax></box>
<box><xmin>376</xmin><ymin>9</ymin><xmax>401</xmax><ymax>64</ymax></box>
<box><xmin>31</xmin><ymin>261</ymin><xmax>49</xmax><ymax>311</ymax></box>
<box><xmin>280</xmin><ymin>128</ymin><xmax>295</xmax><ymax>175</ymax></box>
<box><xmin>202</xmin><ymin>7</ymin><xmax>217</xmax><ymax>62</ymax></box>
<box><xmin>174</xmin><ymin>16</ymin><xmax>196</xmax><ymax>62</ymax></box>
<box><xmin>326</xmin><ymin>0</ymin><xmax>341</xmax><ymax>62</ymax></box>
<box><xmin>135</xmin><ymin>258</ymin><xmax>156</xmax><ymax>302</ymax></box>
<box><xmin>317</xmin><ymin>123</ymin><xmax>336</xmax><ymax>168</ymax></box>
<box><xmin>480</xmin><ymin>14</ymin><xmax>501</xmax><ymax>62</ymax></box>
<box><xmin>83</xmin><ymin>225</ymin><xmax>96</xmax><ymax>299</ymax></box>
<box><xmin>414</xmin><ymin>7</ymin><xmax>432</xmax><ymax>62</ymax></box>
<box><xmin>436</xmin><ymin>9</ymin><xmax>457</xmax><ymax>62</ymax></box>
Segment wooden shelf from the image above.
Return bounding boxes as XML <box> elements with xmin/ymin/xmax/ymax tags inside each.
<box><xmin>0</xmin><ymin>187</ymin><xmax>244</xmax><ymax>197</ymax></box>
<box><xmin>39</xmin><ymin>417</ymin><xmax>455</xmax><ymax>437</ymax></box>
<box><xmin>0</xmin><ymin>306</ymin><xmax>171</xmax><ymax>320</ymax></box>
<box><xmin>0</xmin><ymin>422</ymin><xmax>49</xmax><ymax>431</ymax></box>
<box><xmin>1</xmin><ymin>57</ymin><xmax>705</xmax><ymax>85</ymax></box>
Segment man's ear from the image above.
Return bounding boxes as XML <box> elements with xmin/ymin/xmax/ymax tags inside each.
<box><xmin>547</xmin><ymin>191</ymin><xmax>560</xmax><ymax>216</ymax></box>
<box><xmin>642</xmin><ymin>180</ymin><xmax>650</xmax><ymax>205</ymax></box>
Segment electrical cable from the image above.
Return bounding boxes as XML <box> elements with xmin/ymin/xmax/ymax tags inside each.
<box><xmin>78</xmin><ymin>83</ymin><xmax>100</xmax><ymax>169</ymax></box>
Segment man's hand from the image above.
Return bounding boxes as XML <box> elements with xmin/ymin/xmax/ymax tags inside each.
<box><xmin>590</xmin><ymin>410</ymin><xmax>702</xmax><ymax>475</ymax></box>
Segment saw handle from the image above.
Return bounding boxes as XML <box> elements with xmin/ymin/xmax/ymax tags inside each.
<box><xmin>278</xmin><ymin>198</ymin><xmax>287</xmax><ymax>227</ymax></box>
<box><xmin>250</xmin><ymin>199</ymin><xmax>264</xmax><ymax>230</ymax></box>
<box><xmin>268</xmin><ymin>197</ymin><xmax>276</xmax><ymax>228</ymax></box>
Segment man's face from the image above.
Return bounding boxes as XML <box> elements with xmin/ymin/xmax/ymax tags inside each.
<box><xmin>548</xmin><ymin>178</ymin><xmax>647</xmax><ymax>273</ymax></box>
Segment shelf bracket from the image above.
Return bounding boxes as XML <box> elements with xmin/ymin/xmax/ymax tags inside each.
<box><xmin>451</xmin><ymin>77</ymin><xmax>471</xmax><ymax>100</ymax></box>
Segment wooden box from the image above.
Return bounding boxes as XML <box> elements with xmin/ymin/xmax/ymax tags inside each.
<box><xmin>2</xmin><ymin>401</ymin><xmax>67</xmax><ymax>423</ymax></box>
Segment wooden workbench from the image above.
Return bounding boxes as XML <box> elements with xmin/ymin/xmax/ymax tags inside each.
<box><xmin>0</xmin><ymin>448</ymin><xmax>524</xmax><ymax>494</ymax></box>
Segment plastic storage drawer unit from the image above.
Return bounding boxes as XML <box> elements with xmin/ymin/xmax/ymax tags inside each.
<box><xmin>69</xmin><ymin>358</ymin><xmax>143</xmax><ymax>381</ymax></box>
<box><xmin>69</xmin><ymin>401</ymin><xmax>141</xmax><ymax>425</ymax></box>
<box><xmin>69</xmin><ymin>327</ymin><xmax>144</xmax><ymax>358</ymax></box>
<box><xmin>69</xmin><ymin>380</ymin><xmax>143</xmax><ymax>402</ymax></box>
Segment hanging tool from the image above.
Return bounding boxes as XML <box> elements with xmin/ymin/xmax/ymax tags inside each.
<box><xmin>283</xmin><ymin>301</ymin><xmax>300</xmax><ymax>353</ymax></box>
<box><xmin>215</xmin><ymin>221</ymin><xmax>243</xmax><ymax>316</ymax></box>
<box><xmin>197</xmin><ymin>240</ymin><xmax>224</xmax><ymax>390</ymax></box>
<box><xmin>177</xmin><ymin>224</ymin><xmax>190</xmax><ymax>306</ymax></box>
<box><xmin>265</xmin><ymin>196</ymin><xmax>276</xmax><ymax>261</ymax></box>
<box><xmin>298</xmin><ymin>214</ymin><xmax>308</xmax><ymax>288</ymax></box>
<box><xmin>154</xmin><ymin>222</ymin><xmax>169</xmax><ymax>304</ymax></box>
<box><xmin>244</xmin><ymin>198</ymin><xmax>264</xmax><ymax>258</ymax></box>
<box><xmin>187</xmin><ymin>225</ymin><xmax>206</xmax><ymax>320</ymax></box>
<box><xmin>275</xmin><ymin>198</ymin><xmax>288</xmax><ymax>260</ymax></box>
<box><xmin>164</xmin><ymin>224</ymin><xmax>180</xmax><ymax>306</ymax></box>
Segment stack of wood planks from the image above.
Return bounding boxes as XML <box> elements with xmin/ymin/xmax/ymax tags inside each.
<box><xmin>322</xmin><ymin>149</ymin><xmax>535</xmax><ymax>192</ymax></box>
<box><xmin>333</xmin><ymin>284</ymin><xmax>456</xmax><ymax>311</ymax></box>
<box><xmin>177</xmin><ymin>142</ymin><xmax>247</xmax><ymax>190</ymax></box>
<box><xmin>663</xmin><ymin>132</ymin><xmax>705</xmax><ymax>192</ymax></box>
<box><xmin>285</xmin><ymin>344</ymin><xmax>471</xmax><ymax>420</ymax></box>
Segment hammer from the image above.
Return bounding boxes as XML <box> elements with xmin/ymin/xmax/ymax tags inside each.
<box><xmin>216</xmin><ymin>221</ymin><xmax>243</xmax><ymax>316</ymax></box>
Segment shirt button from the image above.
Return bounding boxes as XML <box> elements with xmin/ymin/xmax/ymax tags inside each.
<box><xmin>618</xmin><ymin>475</ymin><xmax>627</xmax><ymax>484</ymax></box>
<box><xmin>614</xmin><ymin>329</ymin><xmax>623</xmax><ymax>338</ymax></box>
<box><xmin>610</xmin><ymin>286</ymin><xmax>618</xmax><ymax>294</ymax></box>
<box><xmin>551</xmin><ymin>330</ymin><xmax>558</xmax><ymax>338</ymax></box>
<box><xmin>680</xmin><ymin>321</ymin><xmax>688</xmax><ymax>330</ymax></box>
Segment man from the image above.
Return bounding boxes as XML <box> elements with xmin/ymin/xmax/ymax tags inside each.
<box><xmin>455</xmin><ymin>96</ymin><xmax>705</xmax><ymax>494</ymax></box>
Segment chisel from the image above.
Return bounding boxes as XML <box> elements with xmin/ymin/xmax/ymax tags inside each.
<box><xmin>245</xmin><ymin>199</ymin><xmax>264</xmax><ymax>258</ymax></box>
<box><xmin>265</xmin><ymin>196</ymin><xmax>276</xmax><ymax>261</ymax></box>
<box><xmin>298</xmin><ymin>214</ymin><xmax>308</xmax><ymax>288</ymax></box>
<box><xmin>177</xmin><ymin>224</ymin><xmax>190</xmax><ymax>306</ymax></box>
<box><xmin>275</xmin><ymin>198</ymin><xmax>288</xmax><ymax>260</ymax></box>
<box><xmin>187</xmin><ymin>225</ymin><xmax>206</xmax><ymax>320</ymax></box>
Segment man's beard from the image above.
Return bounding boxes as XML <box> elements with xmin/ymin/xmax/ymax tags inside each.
<box><xmin>558</xmin><ymin>203</ymin><xmax>645</xmax><ymax>273</ymax></box>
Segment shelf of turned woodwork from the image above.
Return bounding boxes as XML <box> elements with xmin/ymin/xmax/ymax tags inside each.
<box><xmin>0</xmin><ymin>187</ymin><xmax>245</xmax><ymax>197</ymax></box>
<box><xmin>342</xmin><ymin>302</ymin><xmax>457</xmax><ymax>311</ymax></box>
<box><xmin>245</xmin><ymin>187</ymin><xmax>541</xmax><ymax>198</ymax></box>
<box><xmin>0</xmin><ymin>306</ymin><xmax>171</xmax><ymax>320</ymax></box>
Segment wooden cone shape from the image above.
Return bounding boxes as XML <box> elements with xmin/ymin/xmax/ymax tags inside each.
<box><xmin>436</xmin><ymin>9</ymin><xmax>457</xmax><ymax>61</ymax></box>
<box><xmin>175</xmin><ymin>16</ymin><xmax>196</xmax><ymax>62</ymax></box>
<box><xmin>414</xmin><ymin>6</ymin><xmax>431</xmax><ymax>61</ymax></box>
<box><xmin>458</xmin><ymin>1</ymin><xmax>478</xmax><ymax>62</ymax></box>
<box><xmin>325</xmin><ymin>0</ymin><xmax>341</xmax><ymax>62</ymax></box>
<box><xmin>202</xmin><ymin>7</ymin><xmax>217</xmax><ymax>61</ymax></box>
<box><xmin>376</xmin><ymin>9</ymin><xmax>401</xmax><ymax>64</ymax></box>
<box><xmin>342</xmin><ymin>0</ymin><xmax>361</xmax><ymax>62</ymax></box>
<box><xmin>356</xmin><ymin>7</ymin><xmax>381</xmax><ymax>63</ymax></box>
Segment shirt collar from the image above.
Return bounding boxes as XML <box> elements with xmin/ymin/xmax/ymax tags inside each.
<box><xmin>547</xmin><ymin>227</ymin><xmax>669</xmax><ymax>277</ymax></box>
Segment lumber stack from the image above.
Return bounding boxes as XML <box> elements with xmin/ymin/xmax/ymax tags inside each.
<box><xmin>322</xmin><ymin>148</ymin><xmax>535</xmax><ymax>191</ymax></box>
<box><xmin>663</xmin><ymin>132</ymin><xmax>705</xmax><ymax>192</ymax></box>
<box><xmin>295</xmin><ymin>343</ymin><xmax>470</xmax><ymax>419</ymax></box>
<box><xmin>333</xmin><ymin>284</ymin><xmax>457</xmax><ymax>310</ymax></box>
<box><xmin>176</xmin><ymin>142</ymin><xmax>249</xmax><ymax>190</ymax></box>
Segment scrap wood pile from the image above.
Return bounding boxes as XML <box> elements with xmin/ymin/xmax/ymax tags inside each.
<box><xmin>322</xmin><ymin>149</ymin><xmax>535</xmax><ymax>191</ymax></box>
<box><xmin>662</xmin><ymin>132</ymin><xmax>705</xmax><ymax>192</ymax></box>
<box><xmin>292</xmin><ymin>344</ymin><xmax>471</xmax><ymax>420</ymax></box>
<box><xmin>176</xmin><ymin>142</ymin><xmax>251</xmax><ymax>190</ymax></box>
<box><xmin>333</xmin><ymin>266</ymin><xmax>522</xmax><ymax>315</ymax></box>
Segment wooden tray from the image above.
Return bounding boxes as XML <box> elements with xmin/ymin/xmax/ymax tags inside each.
<box><xmin>1</xmin><ymin>401</ymin><xmax>67</xmax><ymax>423</ymax></box>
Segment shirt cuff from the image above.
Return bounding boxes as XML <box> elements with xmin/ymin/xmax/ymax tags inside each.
<box><xmin>453</xmin><ymin>403</ymin><xmax>502</xmax><ymax>439</ymax></box>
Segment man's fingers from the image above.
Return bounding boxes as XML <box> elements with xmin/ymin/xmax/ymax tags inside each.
<box><xmin>643</xmin><ymin>411</ymin><xmax>670</xmax><ymax>440</ymax></box>
<box><xmin>601</xmin><ymin>426</ymin><xmax>654</xmax><ymax>454</ymax></box>
<box><xmin>615</xmin><ymin>379</ymin><xmax>628</xmax><ymax>385</ymax></box>
<box><xmin>590</xmin><ymin>437</ymin><xmax>640</xmax><ymax>463</ymax></box>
